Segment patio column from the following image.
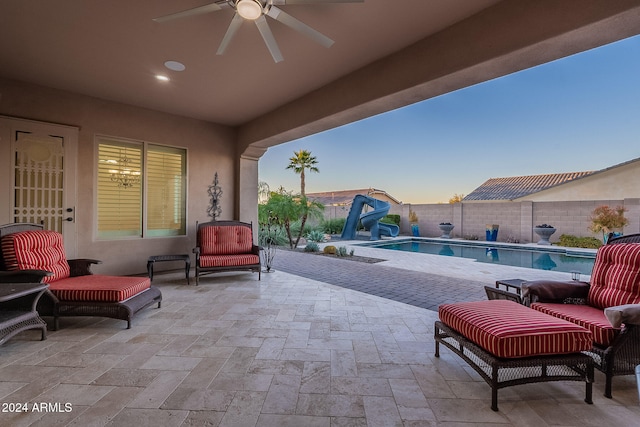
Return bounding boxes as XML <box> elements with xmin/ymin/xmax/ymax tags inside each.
<box><xmin>238</xmin><ymin>147</ymin><xmax>266</xmax><ymax>240</ymax></box>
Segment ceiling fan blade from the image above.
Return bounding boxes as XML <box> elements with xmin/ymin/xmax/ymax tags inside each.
<box><xmin>217</xmin><ymin>14</ymin><xmax>244</xmax><ymax>55</ymax></box>
<box><xmin>275</xmin><ymin>0</ymin><xmax>364</xmax><ymax>4</ymax></box>
<box><xmin>153</xmin><ymin>3</ymin><xmax>222</xmax><ymax>23</ymax></box>
<box><xmin>267</xmin><ymin>6</ymin><xmax>333</xmax><ymax>48</ymax></box>
<box><xmin>255</xmin><ymin>16</ymin><xmax>284</xmax><ymax>63</ymax></box>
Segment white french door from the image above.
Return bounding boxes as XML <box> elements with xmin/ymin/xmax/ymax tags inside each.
<box><xmin>0</xmin><ymin>116</ymin><xmax>78</xmax><ymax>257</ymax></box>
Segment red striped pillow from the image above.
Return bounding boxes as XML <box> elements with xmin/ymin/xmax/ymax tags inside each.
<box><xmin>439</xmin><ymin>300</ymin><xmax>592</xmax><ymax>358</ymax></box>
<box><xmin>1</xmin><ymin>230</ymin><xmax>70</xmax><ymax>282</ymax></box>
<box><xmin>588</xmin><ymin>243</ymin><xmax>640</xmax><ymax>309</ymax></box>
<box><xmin>199</xmin><ymin>226</ymin><xmax>253</xmax><ymax>255</ymax></box>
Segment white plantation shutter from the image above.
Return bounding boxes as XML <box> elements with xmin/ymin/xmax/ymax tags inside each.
<box><xmin>97</xmin><ymin>141</ymin><xmax>142</xmax><ymax>238</ymax></box>
<box><xmin>96</xmin><ymin>137</ymin><xmax>186</xmax><ymax>239</ymax></box>
<box><xmin>146</xmin><ymin>145</ymin><xmax>186</xmax><ymax>236</ymax></box>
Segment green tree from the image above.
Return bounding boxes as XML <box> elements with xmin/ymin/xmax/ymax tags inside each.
<box><xmin>589</xmin><ymin>205</ymin><xmax>628</xmax><ymax>241</ymax></box>
<box><xmin>286</xmin><ymin>149</ymin><xmax>319</xmax><ymax>197</ymax></box>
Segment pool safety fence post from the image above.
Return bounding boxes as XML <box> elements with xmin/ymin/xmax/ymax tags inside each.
<box><xmin>486</xmin><ymin>224</ymin><xmax>499</xmax><ymax>242</ymax></box>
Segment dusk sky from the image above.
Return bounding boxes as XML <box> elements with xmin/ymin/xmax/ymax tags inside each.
<box><xmin>258</xmin><ymin>35</ymin><xmax>640</xmax><ymax>204</ymax></box>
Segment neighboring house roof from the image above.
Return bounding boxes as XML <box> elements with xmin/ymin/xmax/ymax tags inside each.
<box><xmin>464</xmin><ymin>171</ymin><xmax>596</xmax><ymax>201</ymax></box>
<box><xmin>307</xmin><ymin>188</ymin><xmax>402</xmax><ymax>206</ymax></box>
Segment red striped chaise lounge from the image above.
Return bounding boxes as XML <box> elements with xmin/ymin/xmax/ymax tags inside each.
<box><xmin>0</xmin><ymin>223</ymin><xmax>162</xmax><ymax>329</ymax></box>
<box><xmin>435</xmin><ymin>299</ymin><xmax>594</xmax><ymax>411</ymax></box>
<box><xmin>193</xmin><ymin>220</ymin><xmax>261</xmax><ymax>285</ymax></box>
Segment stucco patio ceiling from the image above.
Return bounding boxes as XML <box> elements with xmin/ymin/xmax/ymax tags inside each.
<box><xmin>2</xmin><ymin>1</ymin><xmax>640</xmax><ymax>154</ymax></box>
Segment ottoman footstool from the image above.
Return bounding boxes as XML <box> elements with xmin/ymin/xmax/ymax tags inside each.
<box><xmin>435</xmin><ymin>299</ymin><xmax>594</xmax><ymax>411</ymax></box>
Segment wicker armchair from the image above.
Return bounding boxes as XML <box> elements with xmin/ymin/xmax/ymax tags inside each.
<box><xmin>522</xmin><ymin>233</ymin><xmax>640</xmax><ymax>398</ymax></box>
<box><xmin>193</xmin><ymin>220</ymin><xmax>261</xmax><ymax>284</ymax></box>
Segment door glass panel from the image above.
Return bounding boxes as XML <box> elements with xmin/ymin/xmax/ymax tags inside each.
<box><xmin>13</xmin><ymin>132</ymin><xmax>65</xmax><ymax>232</ymax></box>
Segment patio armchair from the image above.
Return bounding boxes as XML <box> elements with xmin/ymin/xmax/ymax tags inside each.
<box><xmin>522</xmin><ymin>232</ymin><xmax>640</xmax><ymax>398</ymax></box>
<box><xmin>193</xmin><ymin>220</ymin><xmax>261</xmax><ymax>285</ymax></box>
<box><xmin>0</xmin><ymin>223</ymin><xmax>162</xmax><ymax>329</ymax></box>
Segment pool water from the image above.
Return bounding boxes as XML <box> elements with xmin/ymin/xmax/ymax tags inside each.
<box><xmin>360</xmin><ymin>239</ymin><xmax>596</xmax><ymax>274</ymax></box>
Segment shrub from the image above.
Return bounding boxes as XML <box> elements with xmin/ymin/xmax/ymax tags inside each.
<box><xmin>336</xmin><ymin>246</ymin><xmax>349</xmax><ymax>257</ymax></box>
<box><xmin>320</xmin><ymin>218</ymin><xmax>346</xmax><ymax>234</ymax></box>
<box><xmin>381</xmin><ymin>214</ymin><xmax>400</xmax><ymax>226</ymax></box>
<box><xmin>304</xmin><ymin>242</ymin><xmax>320</xmax><ymax>252</ymax></box>
<box><xmin>463</xmin><ymin>234</ymin><xmax>479</xmax><ymax>241</ymax></box>
<box><xmin>558</xmin><ymin>234</ymin><xmax>602</xmax><ymax>249</ymax></box>
<box><xmin>306</xmin><ymin>229</ymin><xmax>326</xmax><ymax>242</ymax></box>
<box><xmin>323</xmin><ymin>245</ymin><xmax>337</xmax><ymax>254</ymax></box>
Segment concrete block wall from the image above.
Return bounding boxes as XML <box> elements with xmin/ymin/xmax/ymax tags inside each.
<box><xmin>320</xmin><ymin>198</ymin><xmax>639</xmax><ymax>243</ymax></box>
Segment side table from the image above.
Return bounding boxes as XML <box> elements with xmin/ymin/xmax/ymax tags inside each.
<box><xmin>0</xmin><ymin>283</ymin><xmax>49</xmax><ymax>345</ymax></box>
<box><xmin>495</xmin><ymin>278</ymin><xmax>526</xmax><ymax>294</ymax></box>
<box><xmin>147</xmin><ymin>254</ymin><xmax>191</xmax><ymax>285</ymax></box>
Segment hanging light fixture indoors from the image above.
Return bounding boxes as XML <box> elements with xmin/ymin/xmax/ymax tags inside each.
<box><xmin>109</xmin><ymin>155</ymin><xmax>141</xmax><ymax>188</ymax></box>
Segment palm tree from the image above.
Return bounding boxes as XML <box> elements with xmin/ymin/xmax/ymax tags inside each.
<box><xmin>286</xmin><ymin>149</ymin><xmax>319</xmax><ymax>197</ymax></box>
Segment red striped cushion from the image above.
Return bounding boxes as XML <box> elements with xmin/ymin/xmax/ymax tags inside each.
<box><xmin>199</xmin><ymin>226</ymin><xmax>253</xmax><ymax>255</ymax></box>
<box><xmin>439</xmin><ymin>300</ymin><xmax>592</xmax><ymax>358</ymax></box>
<box><xmin>531</xmin><ymin>302</ymin><xmax>619</xmax><ymax>347</ymax></box>
<box><xmin>199</xmin><ymin>254</ymin><xmax>260</xmax><ymax>268</ymax></box>
<box><xmin>49</xmin><ymin>275</ymin><xmax>151</xmax><ymax>302</ymax></box>
<box><xmin>588</xmin><ymin>243</ymin><xmax>640</xmax><ymax>309</ymax></box>
<box><xmin>1</xmin><ymin>230</ymin><xmax>70</xmax><ymax>282</ymax></box>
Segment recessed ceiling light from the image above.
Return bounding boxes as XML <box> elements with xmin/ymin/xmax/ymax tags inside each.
<box><xmin>164</xmin><ymin>60</ymin><xmax>186</xmax><ymax>71</ymax></box>
<box><xmin>156</xmin><ymin>75</ymin><xmax>170</xmax><ymax>82</ymax></box>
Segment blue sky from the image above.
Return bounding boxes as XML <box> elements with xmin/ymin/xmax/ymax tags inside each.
<box><xmin>258</xmin><ymin>35</ymin><xmax>640</xmax><ymax>204</ymax></box>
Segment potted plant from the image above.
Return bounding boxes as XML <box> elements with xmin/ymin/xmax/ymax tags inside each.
<box><xmin>533</xmin><ymin>223</ymin><xmax>556</xmax><ymax>245</ymax></box>
<box><xmin>589</xmin><ymin>205</ymin><xmax>628</xmax><ymax>243</ymax></box>
<box><xmin>409</xmin><ymin>209</ymin><xmax>419</xmax><ymax>237</ymax></box>
<box><xmin>438</xmin><ymin>222</ymin><xmax>454</xmax><ymax>239</ymax></box>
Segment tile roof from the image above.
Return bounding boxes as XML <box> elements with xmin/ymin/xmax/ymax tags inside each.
<box><xmin>307</xmin><ymin>188</ymin><xmax>401</xmax><ymax>205</ymax></box>
<box><xmin>464</xmin><ymin>172</ymin><xmax>595</xmax><ymax>201</ymax></box>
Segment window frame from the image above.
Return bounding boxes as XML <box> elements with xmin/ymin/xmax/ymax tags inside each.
<box><xmin>95</xmin><ymin>135</ymin><xmax>188</xmax><ymax>240</ymax></box>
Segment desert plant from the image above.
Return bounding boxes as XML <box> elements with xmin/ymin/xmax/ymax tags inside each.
<box><xmin>323</xmin><ymin>245</ymin><xmax>337</xmax><ymax>254</ymax></box>
<box><xmin>306</xmin><ymin>229</ymin><xmax>326</xmax><ymax>243</ymax></box>
<box><xmin>321</xmin><ymin>218</ymin><xmax>346</xmax><ymax>234</ymax></box>
<box><xmin>304</xmin><ymin>242</ymin><xmax>320</xmax><ymax>252</ymax></box>
<box><xmin>408</xmin><ymin>209</ymin><xmax>418</xmax><ymax>223</ymax></box>
<box><xmin>336</xmin><ymin>246</ymin><xmax>349</xmax><ymax>257</ymax></box>
<box><xmin>589</xmin><ymin>205</ymin><xmax>628</xmax><ymax>240</ymax></box>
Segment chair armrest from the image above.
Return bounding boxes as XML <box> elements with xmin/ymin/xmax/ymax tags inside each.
<box><xmin>605</xmin><ymin>304</ymin><xmax>640</xmax><ymax>328</ymax></box>
<box><xmin>193</xmin><ymin>247</ymin><xmax>200</xmax><ymax>255</ymax></box>
<box><xmin>67</xmin><ymin>259</ymin><xmax>102</xmax><ymax>277</ymax></box>
<box><xmin>521</xmin><ymin>280</ymin><xmax>590</xmax><ymax>304</ymax></box>
<box><xmin>0</xmin><ymin>269</ymin><xmax>52</xmax><ymax>283</ymax></box>
<box><xmin>252</xmin><ymin>245</ymin><xmax>260</xmax><ymax>256</ymax></box>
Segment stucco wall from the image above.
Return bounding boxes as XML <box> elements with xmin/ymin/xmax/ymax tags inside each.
<box><xmin>1</xmin><ymin>78</ymin><xmax>236</xmax><ymax>275</ymax></box>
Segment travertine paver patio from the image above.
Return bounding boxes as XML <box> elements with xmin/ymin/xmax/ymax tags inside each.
<box><xmin>0</xmin><ymin>251</ymin><xmax>638</xmax><ymax>426</ymax></box>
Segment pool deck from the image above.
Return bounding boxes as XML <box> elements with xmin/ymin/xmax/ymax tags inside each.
<box><xmin>2</xmin><ymin>237</ymin><xmax>637</xmax><ymax>426</ymax></box>
<box><xmin>273</xmin><ymin>237</ymin><xmax>590</xmax><ymax>311</ymax></box>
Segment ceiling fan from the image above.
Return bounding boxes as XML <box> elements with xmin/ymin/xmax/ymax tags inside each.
<box><xmin>153</xmin><ymin>0</ymin><xmax>363</xmax><ymax>63</ymax></box>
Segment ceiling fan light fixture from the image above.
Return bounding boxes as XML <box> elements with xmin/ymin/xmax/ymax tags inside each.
<box><xmin>236</xmin><ymin>0</ymin><xmax>262</xmax><ymax>20</ymax></box>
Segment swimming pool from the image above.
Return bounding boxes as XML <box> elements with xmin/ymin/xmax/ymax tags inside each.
<box><xmin>358</xmin><ymin>239</ymin><xmax>596</xmax><ymax>274</ymax></box>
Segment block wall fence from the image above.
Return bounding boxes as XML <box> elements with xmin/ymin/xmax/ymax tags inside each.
<box><xmin>322</xmin><ymin>198</ymin><xmax>640</xmax><ymax>244</ymax></box>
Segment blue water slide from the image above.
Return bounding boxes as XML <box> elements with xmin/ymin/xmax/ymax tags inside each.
<box><xmin>340</xmin><ymin>194</ymin><xmax>399</xmax><ymax>241</ymax></box>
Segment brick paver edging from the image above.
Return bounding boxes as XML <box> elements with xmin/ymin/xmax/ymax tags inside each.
<box><xmin>273</xmin><ymin>249</ymin><xmax>489</xmax><ymax>311</ymax></box>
